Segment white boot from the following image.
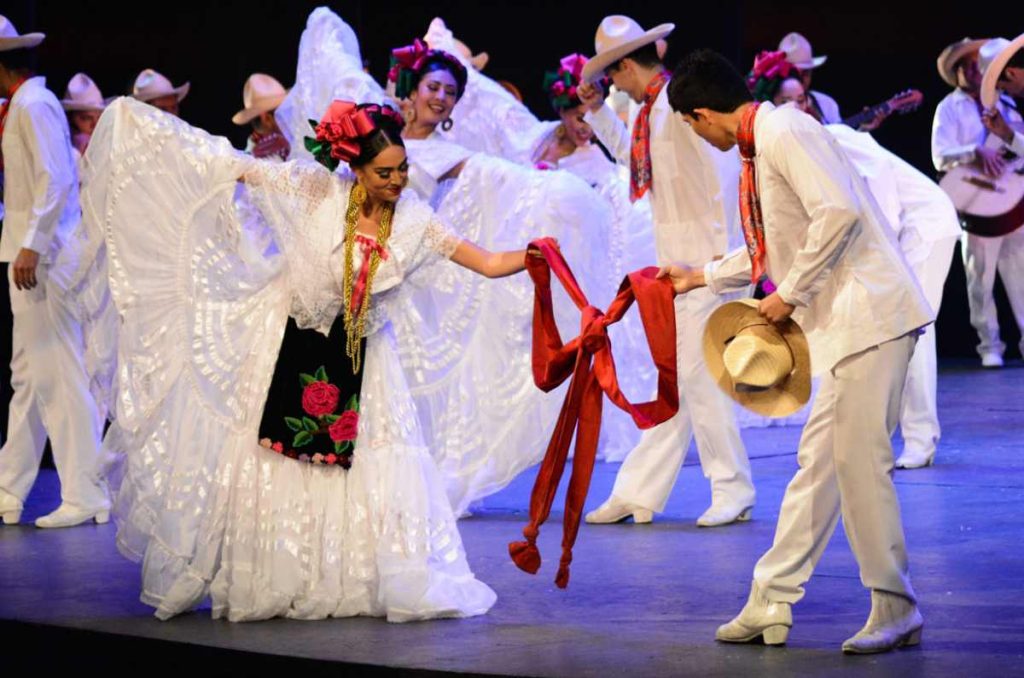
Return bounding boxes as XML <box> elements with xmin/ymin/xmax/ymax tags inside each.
<box><xmin>35</xmin><ymin>503</ymin><xmax>110</xmax><ymax>529</ymax></box>
<box><xmin>696</xmin><ymin>503</ymin><xmax>752</xmax><ymax>527</ymax></box>
<box><xmin>715</xmin><ymin>581</ymin><xmax>792</xmax><ymax>645</ymax></box>
<box><xmin>841</xmin><ymin>590</ymin><xmax>923</xmax><ymax>654</ymax></box>
<box><xmin>0</xmin><ymin>489</ymin><xmax>23</xmax><ymax>525</ymax></box>
<box><xmin>584</xmin><ymin>495</ymin><xmax>653</xmax><ymax>524</ymax></box>
<box><xmin>894</xmin><ymin>448</ymin><xmax>935</xmax><ymax>470</ymax></box>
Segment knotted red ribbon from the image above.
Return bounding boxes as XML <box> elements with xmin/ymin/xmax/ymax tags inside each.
<box><xmin>508</xmin><ymin>238</ymin><xmax>679</xmax><ymax>588</ymax></box>
<box><xmin>350</xmin><ymin>234</ymin><xmax>390</xmax><ymax>317</ymax></box>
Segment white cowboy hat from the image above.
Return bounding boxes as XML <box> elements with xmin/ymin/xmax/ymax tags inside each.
<box><xmin>132</xmin><ymin>68</ymin><xmax>189</xmax><ymax>103</ymax></box>
<box><xmin>980</xmin><ymin>34</ymin><xmax>1024</xmax><ymax>108</ymax></box>
<box><xmin>702</xmin><ymin>299</ymin><xmax>811</xmax><ymax>418</ymax></box>
<box><xmin>0</xmin><ymin>16</ymin><xmax>44</xmax><ymax>52</ymax></box>
<box><xmin>232</xmin><ymin>73</ymin><xmax>288</xmax><ymax>125</ymax></box>
<box><xmin>936</xmin><ymin>37</ymin><xmax>987</xmax><ymax>89</ymax></box>
<box><xmin>61</xmin><ymin>73</ymin><xmax>108</xmax><ymax>112</ymax></box>
<box><xmin>581</xmin><ymin>15</ymin><xmax>674</xmax><ymax>83</ymax></box>
<box><xmin>779</xmin><ymin>32</ymin><xmax>826</xmax><ymax>70</ymax></box>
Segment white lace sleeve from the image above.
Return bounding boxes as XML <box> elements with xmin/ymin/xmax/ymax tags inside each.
<box><xmin>244</xmin><ymin>160</ymin><xmax>349</xmax><ymax>334</ymax></box>
<box><xmin>276</xmin><ymin>7</ymin><xmax>394</xmax><ymax>160</ymax></box>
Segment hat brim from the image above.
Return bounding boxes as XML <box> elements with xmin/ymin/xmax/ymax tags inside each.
<box><xmin>136</xmin><ymin>82</ymin><xmax>190</xmax><ymax>104</ymax></box>
<box><xmin>231</xmin><ymin>93</ymin><xmax>287</xmax><ymax>125</ymax></box>
<box><xmin>981</xmin><ymin>33</ymin><xmax>1024</xmax><ymax>108</ymax></box>
<box><xmin>62</xmin><ymin>100</ymin><xmax>107</xmax><ymax>112</ymax></box>
<box><xmin>937</xmin><ymin>39</ymin><xmax>986</xmax><ymax>89</ymax></box>
<box><xmin>0</xmin><ymin>33</ymin><xmax>45</xmax><ymax>51</ymax></box>
<box><xmin>581</xmin><ymin>23</ymin><xmax>675</xmax><ymax>83</ymax></box>
<box><xmin>702</xmin><ymin>299</ymin><xmax>812</xmax><ymax>418</ymax></box>
<box><xmin>790</xmin><ymin>55</ymin><xmax>827</xmax><ymax>70</ymax></box>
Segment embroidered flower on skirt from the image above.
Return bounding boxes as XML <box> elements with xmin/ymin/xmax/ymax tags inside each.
<box><xmin>257</xmin><ymin>315</ymin><xmax>365</xmax><ymax>468</ymax></box>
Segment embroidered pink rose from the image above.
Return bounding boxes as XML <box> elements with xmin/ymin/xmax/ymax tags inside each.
<box><xmin>329</xmin><ymin>410</ymin><xmax>359</xmax><ymax>442</ymax></box>
<box><xmin>302</xmin><ymin>381</ymin><xmax>339</xmax><ymax>417</ymax></box>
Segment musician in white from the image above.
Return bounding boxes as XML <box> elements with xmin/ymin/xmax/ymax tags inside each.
<box><xmin>932</xmin><ymin>37</ymin><xmax>1024</xmax><ymax>368</ymax></box>
<box><xmin>0</xmin><ymin>17</ymin><xmax>108</xmax><ymax>527</ymax></box>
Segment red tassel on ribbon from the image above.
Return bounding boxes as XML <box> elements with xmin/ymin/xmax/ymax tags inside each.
<box><xmin>508</xmin><ymin>238</ymin><xmax>679</xmax><ymax>588</ymax></box>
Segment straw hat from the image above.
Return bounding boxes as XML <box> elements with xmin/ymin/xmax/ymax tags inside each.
<box><xmin>703</xmin><ymin>299</ymin><xmax>811</xmax><ymax>417</ymax></box>
<box><xmin>132</xmin><ymin>68</ymin><xmax>190</xmax><ymax>103</ymax></box>
<box><xmin>581</xmin><ymin>15</ymin><xmax>674</xmax><ymax>83</ymax></box>
<box><xmin>779</xmin><ymin>32</ymin><xmax>826</xmax><ymax>70</ymax></box>
<box><xmin>0</xmin><ymin>16</ymin><xmax>44</xmax><ymax>52</ymax></box>
<box><xmin>61</xmin><ymin>73</ymin><xmax>108</xmax><ymax>112</ymax></box>
<box><xmin>980</xmin><ymin>33</ymin><xmax>1024</xmax><ymax>107</ymax></box>
<box><xmin>936</xmin><ymin>37</ymin><xmax>987</xmax><ymax>88</ymax></box>
<box><xmin>232</xmin><ymin>73</ymin><xmax>287</xmax><ymax>125</ymax></box>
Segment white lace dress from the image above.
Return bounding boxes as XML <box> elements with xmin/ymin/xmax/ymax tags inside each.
<box><xmin>83</xmin><ymin>98</ymin><xmax>496</xmax><ymax>623</ymax></box>
<box><xmin>276</xmin><ymin>8</ymin><xmax>619</xmax><ymax>516</ymax></box>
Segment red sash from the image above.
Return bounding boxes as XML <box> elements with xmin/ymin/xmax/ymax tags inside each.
<box><xmin>508</xmin><ymin>238</ymin><xmax>679</xmax><ymax>588</ymax></box>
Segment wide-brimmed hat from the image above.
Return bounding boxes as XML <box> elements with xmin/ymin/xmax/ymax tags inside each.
<box><xmin>779</xmin><ymin>32</ymin><xmax>826</xmax><ymax>70</ymax></box>
<box><xmin>581</xmin><ymin>15</ymin><xmax>674</xmax><ymax>83</ymax></box>
<box><xmin>61</xmin><ymin>73</ymin><xmax>108</xmax><ymax>112</ymax></box>
<box><xmin>232</xmin><ymin>73</ymin><xmax>287</xmax><ymax>125</ymax></box>
<box><xmin>703</xmin><ymin>299</ymin><xmax>811</xmax><ymax>418</ymax></box>
<box><xmin>0</xmin><ymin>16</ymin><xmax>44</xmax><ymax>52</ymax></box>
<box><xmin>936</xmin><ymin>37</ymin><xmax>987</xmax><ymax>88</ymax></box>
<box><xmin>980</xmin><ymin>33</ymin><xmax>1024</xmax><ymax>107</ymax></box>
<box><xmin>132</xmin><ymin>68</ymin><xmax>190</xmax><ymax>103</ymax></box>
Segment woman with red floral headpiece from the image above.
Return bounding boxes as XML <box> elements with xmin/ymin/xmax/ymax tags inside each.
<box><xmin>73</xmin><ymin>83</ymin><xmax>552</xmax><ymax>621</ymax></box>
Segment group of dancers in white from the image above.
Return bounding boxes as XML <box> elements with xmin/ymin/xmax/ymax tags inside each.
<box><xmin>4</xmin><ymin>6</ymin><xmax>1018</xmax><ymax>656</ymax></box>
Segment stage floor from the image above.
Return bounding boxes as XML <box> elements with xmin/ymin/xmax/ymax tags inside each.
<box><xmin>2</xmin><ymin>361</ymin><xmax>1023</xmax><ymax>676</ymax></box>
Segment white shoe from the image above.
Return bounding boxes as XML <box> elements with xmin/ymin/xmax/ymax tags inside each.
<box><xmin>697</xmin><ymin>504</ymin><xmax>752</xmax><ymax>527</ymax></box>
<box><xmin>981</xmin><ymin>352</ymin><xmax>1004</xmax><ymax>368</ymax></box>
<box><xmin>0</xmin><ymin>489</ymin><xmax>23</xmax><ymax>525</ymax></box>
<box><xmin>715</xmin><ymin>581</ymin><xmax>792</xmax><ymax>645</ymax></box>
<box><xmin>895</xmin><ymin>448</ymin><xmax>935</xmax><ymax>469</ymax></box>
<box><xmin>842</xmin><ymin>590</ymin><xmax>923</xmax><ymax>654</ymax></box>
<box><xmin>584</xmin><ymin>496</ymin><xmax>653</xmax><ymax>524</ymax></box>
<box><xmin>35</xmin><ymin>504</ymin><xmax>110</xmax><ymax>529</ymax></box>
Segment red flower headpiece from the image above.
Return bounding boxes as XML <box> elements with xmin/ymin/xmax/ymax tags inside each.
<box><xmin>388</xmin><ymin>39</ymin><xmax>467</xmax><ymax>100</ymax></box>
<box><xmin>544</xmin><ymin>53</ymin><xmax>604</xmax><ymax>111</ymax></box>
<box><xmin>304</xmin><ymin>100</ymin><xmax>404</xmax><ymax>171</ymax></box>
<box><xmin>747</xmin><ymin>50</ymin><xmax>797</xmax><ymax>100</ymax></box>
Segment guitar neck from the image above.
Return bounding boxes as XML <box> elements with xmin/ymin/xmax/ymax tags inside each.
<box><xmin>842</xmin><ymin>101</ymin><xmax>891</xmax><ymax>128</ymax></box>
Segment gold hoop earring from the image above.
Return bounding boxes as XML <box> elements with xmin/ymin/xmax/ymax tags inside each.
<box><xmin>402</xmin><ymin>100</ymin><xmax>416</xmax><ymax>124</ymax></box>
<box><xmin>352</xmin><ymin>182</ymin><xmax>368</xmax><ymax>205</ymax></box>
<box><xmin>555</xmin><ymin>124</ymin><xmax>567</xmax><ymax>139</ymax></box>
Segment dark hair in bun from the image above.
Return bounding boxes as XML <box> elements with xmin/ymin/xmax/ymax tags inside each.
<box><xmin>350</xmin><ymin>104</ymin><xmax>405</xmax><ymax>167</ymax></box>
<box><xmin>412</xmin><ymin>51</ymin><xmax>468</xmax><ymax>100</ymax></box>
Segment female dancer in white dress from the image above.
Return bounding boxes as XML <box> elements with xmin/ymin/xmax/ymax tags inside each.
<box><xmin>83</xmin><ymin>96</ymin><xmax>537</xmax><ymax>622</ymax></box>
<box><xmin>275</xmin><ymin>8</ymin><xmax>618</xmax><ymax>517</ymax></box>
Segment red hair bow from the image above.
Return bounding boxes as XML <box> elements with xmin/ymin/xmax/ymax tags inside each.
<box><xmin>388</xmin><ymin>38</ymin><xmax>429</xmax><ymax>82</ymax></box>
<box><xmin>750</xmin><ymin>50</ymin><xmax>794</xmax><ymax>82</ymax></box>
<box><xmin>313</xmin><ymin>100</ymin><xmax>379</xmax><ymax>163</ymax></box>
<box><xmin>558</xmin><ymin>53</ymin><xmax>589</xmax><ymax>82</ymax></box>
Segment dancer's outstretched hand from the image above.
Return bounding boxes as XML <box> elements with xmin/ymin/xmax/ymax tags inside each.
<box><xmin>656</xmin><ymin>264</ymin><xmax>704</xmax><ymax>295</ymax></box>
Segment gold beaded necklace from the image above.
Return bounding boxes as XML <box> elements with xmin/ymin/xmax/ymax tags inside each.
<box><xmin>342</xmin><ymin>183</ymin><xmax>395</xmax><ymax>373</ymax></box>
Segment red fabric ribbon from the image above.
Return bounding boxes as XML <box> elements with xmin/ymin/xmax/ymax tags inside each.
<box><xmin>629</xmin><ymin>70</ymin><xmax>670</xmax><ymax>203</ymax></box>
<box><xmin>388</xmin><ymin>38</ymin><xmax>430</xmax><ymax>82</ymax></box>
<box><xmin>350</xmin><ymin>234</ymin><xmax>390</xmax><ymax>316</ymax></box>
<box><xmin>508</xmin><ymin>238</ymin><xmax>679</xmax><ymax>588</ymax></box>
<box><xmin>737</xmin><ymin>102</ymin><xmax>767</xmax><ymax>283</ymax></box>
<box><xmin>314</xmin><ymin>101</ymin><xmax>401</xmax><ymax>164</ymax></box>
<box><xmin>558</xmin><ymin>54</ymin><xmax>588</xmax><ymax>82</ymax></box>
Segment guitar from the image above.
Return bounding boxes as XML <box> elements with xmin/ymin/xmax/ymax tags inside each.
<box><xmin>939</xmin><ymin>134</ymin><xmax>1024</xmax><ymax>237</ymax></box>
<box><xmin>841</xmin><ymin>89</ymin><xmax>924</xmax><ymax>129</ymax></box>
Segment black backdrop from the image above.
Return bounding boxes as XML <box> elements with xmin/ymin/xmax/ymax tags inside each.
<box><xmin>1</xmin><ymin>1</ymin><xmax>1022</xmax><ymax>437</ymax></box>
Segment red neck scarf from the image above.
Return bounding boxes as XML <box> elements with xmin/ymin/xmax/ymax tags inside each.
<box><xmin>508</xmin><ymin>238</ymin><xmax>679</xmax><ymax>588</ymax></box>
<box><xmin>629</xmin><ymin>69</ymin><xmax>670</xmax><ymax>202</ymax></box>
<box><xmin>737</xmin><ymin>102</ymin><xmax>767</xmax><ymax>283</ymax></box>
<box><xmin>0</xmin><ymin>77</ymin><xmax>29</xmax><ymax>172</ymax></box>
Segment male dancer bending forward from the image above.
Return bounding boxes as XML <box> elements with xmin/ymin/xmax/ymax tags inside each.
<box><xmin>661</xmin><ymin>49</ymin><xmax>933</xmax><ymax>655</ymax></box>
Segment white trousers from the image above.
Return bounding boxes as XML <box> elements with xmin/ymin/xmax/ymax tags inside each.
<box><xmin>0</xmin><ymin>265</ymin><xmax>107</xmax><ymax>509</ymax></box>
<box><xmin>962</xmin><ymin>228</ymin><xmax>1024</xmax><ymax>358</ymax></box>
<box><xmin>753</xmin><ymin>333</ymin><xmax>917</xmax><ymax>604</ymax></box>
<box><xmin>900</xmin><ymin>236</ymin><xmax>957</xmax><ymax>456</ymax></box>
<box><xmin>611</xmin><ymin>288</ymin><xmax>754</xmax><ymax>512</ymax></box>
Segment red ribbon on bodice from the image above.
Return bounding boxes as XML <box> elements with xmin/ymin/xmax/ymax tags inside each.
<box><xmin>508</xmin><ymin>238</ymin><xmax>680</xmax><ymax>588</ymax></box>
<box><xmin>350</xmin><ymin>234</ymin><xmax>389</xmax><ymax>317</ymax></box>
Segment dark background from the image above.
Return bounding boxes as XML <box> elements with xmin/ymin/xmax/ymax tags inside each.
<box><xmin>1</xmin><ymin>1</ymin><xmax>1022</xmax><ymax>439</ymax></box>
